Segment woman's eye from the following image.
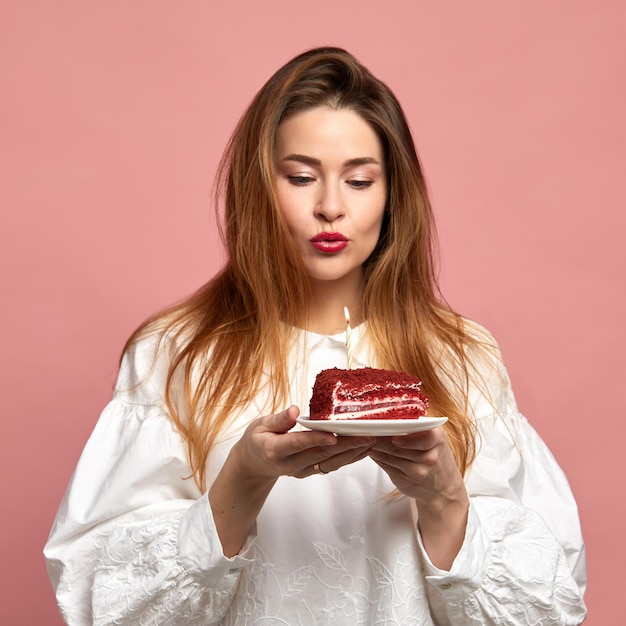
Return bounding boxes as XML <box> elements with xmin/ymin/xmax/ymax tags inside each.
<box><xmin>287</xmin><ymin>175</ymin><xmax>314</xmax><ymax>186</ymax></box>
<box><xmin>347</xmin><ymin>180</ymin><xmax>373</xmax><ymax>189</ymax></box>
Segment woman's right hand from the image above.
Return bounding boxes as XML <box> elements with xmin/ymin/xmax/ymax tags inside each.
<box><xmin>231</xmin><ymin>405</ymin><xmax>375</xmax><ymax>479</ymax></box>
<box><xmin>209</xmin><ymin>405</ymin><xmax>374</xmax><ymax>556</ymax></box>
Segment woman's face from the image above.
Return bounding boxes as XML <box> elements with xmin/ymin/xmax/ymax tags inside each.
<box><xmin>274</xmin><ymin>106</ymin><xmax>387</xmax><ymax>291</ymax></box>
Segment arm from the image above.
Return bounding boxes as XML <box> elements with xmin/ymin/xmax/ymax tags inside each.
<box><xmin>44</xmin><ymin>398</ymin><xmax>254</xmax><ymax>626</ymax></box>
<box><xmin>368</xmin><ymin>331</ymin><xmax>587</xmax><ymax>625</ymax></box>
<box><xmin>44</xmin><ymin>338</ymin><xmax>255</xmax><ymax>626</ymax></box>
<box><xmin>209</xmin><ymin>405</ymin><xmax>375</xmax><ymax>556</ymax></box>
<box><xmin>45</xmin><ymin>340</ymin><xmax>375</xmax><ymax>625</ymax></box>
<box><xmin>368</xmin><ymin>427</ymin><xmax>469</xmax><ymax>570</ymax></box>
<box><xmin>419</xmin><ymin>410</ymin><xmax>587</xmax><ymax>626</ymax></box>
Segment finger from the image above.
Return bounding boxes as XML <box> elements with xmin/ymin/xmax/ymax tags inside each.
<box><xmin>369</xmin><ymin>455</ymin><xmax>405</xmax><ymax>480</ymax></box>
<box><xmin>369</xmin><ymin>457</ymin><xmax>414</xmax><ymax>493</ymax></box>
<box><xmin>291</xmin><ymin>438</ymin><xmax>374</xmax><ymax>478</ymax></box>
<box><xmin>392</xmin><ymin>428</ymin><xmax>443</xmax><ymax>450</ymax></box>
<box><xmin>368</xmin><ymin>441</ymin><xmax>424</xmax><ymax>463</ymax></box>
<box><xmin>323</xmin><ymin>444</ymin><xmax>373</xmax><ymax>470</ymax></box>
<box><xmin>256</xmin><ymin>405</ymin><xmax>301</xmax><ymax>435</ymax></box>
<box><xmin>368</xmin><ymin>448</ymin><xmax>408</xmax><ymax>471</ymax></box>
<box><xmin>368</xmin><ymin>446</ymin><xmax>436</xmax><ymax>474</ymax></box>
<box><xmin>368</xmin><ymin>444</ymin><xmax>431</xmax><ymax>463</ymax></box>
<box><xmin>371</xmin><ymin>429</ymin><xmax>442</xmax><ymax>455</ymax></box>
<box><xmin>303</xmin><ymin>447</ymin><xmax>372</xmax><ymax>478</ymax></box>
<box><xmin>288</xmin><ymin>436</ymin><xmax>373</xmax><ymax>468</ymax></box>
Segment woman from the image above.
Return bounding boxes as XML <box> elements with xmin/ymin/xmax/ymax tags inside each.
<box><xmin>45</xmin><ymin>47</ymin><xmax>587</xmax><ymax>625</ymax></box>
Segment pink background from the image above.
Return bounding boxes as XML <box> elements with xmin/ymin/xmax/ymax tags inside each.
<box><xmin>1</xmin><ymin>1</ymin><xmax>624</xmax><ymax>623</ymax></box>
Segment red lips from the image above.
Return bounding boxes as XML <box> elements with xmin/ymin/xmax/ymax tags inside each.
<box><xmin>310</xmin><ymin>232</ymin><xmax>349</xmax><ymax>253</ymax></box>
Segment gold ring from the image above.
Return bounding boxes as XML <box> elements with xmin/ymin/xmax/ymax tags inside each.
<box><xmin>313</xmin><ymin>462</ymin><xmax>328</xmax><ymax>475</ymax></box>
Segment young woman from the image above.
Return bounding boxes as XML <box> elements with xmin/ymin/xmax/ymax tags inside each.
<box><xmin>45</xmin><ymin>47</ymin><xmax>587</xmax><ymax>625</ymax></box>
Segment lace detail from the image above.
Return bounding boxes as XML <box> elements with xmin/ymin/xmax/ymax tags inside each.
<box><xmin>45</xmin><ymin>330</ymin><xmax>586</xmax><ymax>625</ymax></box>
<box><xmin>439</xmin><ymin>501</ymin><xmax>587</xmax><ymax>626</ymax></box>
<box><xmin>92</xmin><ymin>515</ymin><xmax>238</xmax><ymax>626</ymax></box>
<box><xmin>222</xmin><ymin>540</ymin><xmax>433</xmax><ymax>625</ymax></box>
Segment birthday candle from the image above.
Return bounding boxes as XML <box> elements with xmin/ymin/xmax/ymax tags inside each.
<box><xmin>343</xmin><ymin>306</ymin><xmax>353</xmax><ymax>369</ymax></box>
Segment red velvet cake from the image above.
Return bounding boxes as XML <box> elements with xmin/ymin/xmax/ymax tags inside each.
<box><xmin>309</xmin><ymin>367</ymin><xmax>429</xmax><ymax>420</ymax></box>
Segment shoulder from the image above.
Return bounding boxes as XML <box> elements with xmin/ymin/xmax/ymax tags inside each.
<box><xmin>114</xmin><ymin>326</ymin><xmax>189</xmax><ymax>406</ymax></box>
<box><xmin>467</xmin><ymin>321</ymin><xmax>519</xmax><ymax>419</ymax></box>
<box><xmin>459</xmin><ymin>318</ymin><xmax>500</xmax><ymax>355</ymax></box>
<box><xmin>437</xmin><ymin>317</ymin><xmax>518</xmax><ymax>418</ymax></box>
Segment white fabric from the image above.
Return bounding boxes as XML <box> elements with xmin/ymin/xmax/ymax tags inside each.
<box><xmin>44</xmin><ymin>324</ymin><xmax>587</xmax><ymax>625</ymax></box>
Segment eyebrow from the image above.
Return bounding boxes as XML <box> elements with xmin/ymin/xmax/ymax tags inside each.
<box><xmin>280</xmin><ymin>154</ymin><xmax>381</xmax><ymax>167</ymax></box>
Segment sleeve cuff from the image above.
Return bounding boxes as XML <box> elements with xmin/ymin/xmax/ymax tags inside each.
<box><xmin>417</xmin><ymin>502</ymin><xmax>489</xmax><ymax>596</ymax></box>
<box><xmin>177</xmin><ymin>494</ymin><xmax>257</xmax><ymax>586</ymax></box>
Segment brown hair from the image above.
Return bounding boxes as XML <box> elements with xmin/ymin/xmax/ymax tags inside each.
<box><xmin>126</xmin><ymin>47</ymin><xmax>485</xmax><ymax>491</ymax></box>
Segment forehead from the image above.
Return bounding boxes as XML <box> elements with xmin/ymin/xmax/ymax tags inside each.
<box><xmin>275</xmin><ymin>107</ymin><xmax>383</xmax><ymax>159</ymax></box>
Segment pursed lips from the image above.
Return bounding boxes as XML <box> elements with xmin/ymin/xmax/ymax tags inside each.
<box><xmin>310</xmin><ymin>232</ymin><xmax>349</xmax><ymax>253</ymax></box>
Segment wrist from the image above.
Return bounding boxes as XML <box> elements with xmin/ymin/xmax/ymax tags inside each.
<box><xmin>416</xmin><ymin>491</ymin><xmax>469</xmax><ymax>570</ymax></box>
<box><xmin>416</xmin><ymin>487</ymin><xmax>469</xmax><ymax>521</ymax></box>
<box><xmin>208</xmin><ymin>445</ymin><xmax>277</xmax><ymax>558</ymax></box>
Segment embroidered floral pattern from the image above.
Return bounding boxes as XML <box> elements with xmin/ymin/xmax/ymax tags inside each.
<box><xmin>218</xmin><ymin>540</ymin><xmax>433</xmax><ymax>625</ymax></box>
<box><xmin>45</xmin><ymin>330</ymin><xmax>586</xmax><ymax>625</ymax></box>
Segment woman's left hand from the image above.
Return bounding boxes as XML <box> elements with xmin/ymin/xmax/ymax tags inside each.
<box><xmin>367</xmin><ymin>427</ymin><xmax>463</xmax><ymax>503</ymax></box>
<box><xmin>368</xmin><ymin>427</ymin><xmax>469</xmax><ymax>569</ymax></box>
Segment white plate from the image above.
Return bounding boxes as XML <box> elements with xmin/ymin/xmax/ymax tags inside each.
<box><xmin>296</xmin><ymin>416</ymin><xmax>448</xmax><ymax>436</ymax></box>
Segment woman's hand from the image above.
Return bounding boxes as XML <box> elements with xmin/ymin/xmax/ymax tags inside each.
<box><xmin>209</xmin><ymin>406</ymin><xmax>374</xmax><ymax>556</ymax></box>
<box><xmin>231</xmin><ymin>405</ymin><xmax>375</xmax><ymax>480</ymax></box>
<box><xmin>368</xmin><ymin>427</ymin><xmax>469</xmax><ymax>570</ymax></box>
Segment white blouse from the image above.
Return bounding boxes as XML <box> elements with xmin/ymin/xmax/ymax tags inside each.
<box><xmin>44</xmin><ymin>324</ymin><xmax>587</xmax><ymax>625</ymax></box>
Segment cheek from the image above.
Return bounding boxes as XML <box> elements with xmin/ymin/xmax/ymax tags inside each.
<box><xmin>364</xmin><ymin>197</ymin><xmax>387</xmax><ymax>234</ymax></box>
<box><xmin>280</xmin><ymin>207</ymin><xmax>307</xmax><ymax>240</ymax></box>
<box><xmin>275</xmin><ymin>191</ymin><xmax>299</xmax><ymax>231</ymax></box>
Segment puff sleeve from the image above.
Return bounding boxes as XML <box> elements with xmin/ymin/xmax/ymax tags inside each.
<box><xmin>44</xmin><ymin>337</ymin><xmax>255</xmax><ymax>625</ymax></box>
<box><xmin>419</xmin><ymin>331</ymin><xmax>587</xmax><ymax>624</ymax></box>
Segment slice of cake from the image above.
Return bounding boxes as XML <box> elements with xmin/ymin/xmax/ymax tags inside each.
<box><xmin>309</xmin><ymin>367</ymin><xmax>429</xmax><ymax>420</ymax></box>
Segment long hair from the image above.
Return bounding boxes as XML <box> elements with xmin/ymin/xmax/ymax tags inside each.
<box><xmin>126</xmin><ymin>47</ymin><xmax>485</xmax><ymax>491</ymax></box>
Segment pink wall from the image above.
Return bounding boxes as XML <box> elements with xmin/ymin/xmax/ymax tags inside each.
<box><xmin>2</xmin><ymin>1</ymin><xmax>623</xmax><ymax>623</ymax></box>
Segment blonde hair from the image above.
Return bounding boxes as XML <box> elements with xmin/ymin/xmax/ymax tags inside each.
<box><xmin>126</xmin><ymin>47</ymin><xmax>485</xmax><ymax>491</ymax></box>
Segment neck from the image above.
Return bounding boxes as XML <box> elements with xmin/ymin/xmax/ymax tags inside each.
<box><xmin>305</xmin><ymin>275</ymin><xmax>363</xmax><ymax>335</ymax></box>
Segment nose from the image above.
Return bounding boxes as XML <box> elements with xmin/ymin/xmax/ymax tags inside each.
<box><xmin>315</xmin><ymin>182</ymin><xmax>344</xmax><ymax>222</ymax></box>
